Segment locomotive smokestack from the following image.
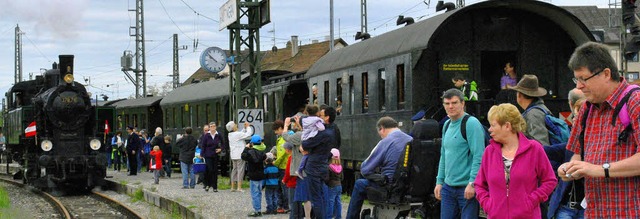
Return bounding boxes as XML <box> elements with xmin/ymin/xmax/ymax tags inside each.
<box><xmin>59</xmin><ymin>55</ymin><xmax>74</xmax><ymax>84</ymax></box>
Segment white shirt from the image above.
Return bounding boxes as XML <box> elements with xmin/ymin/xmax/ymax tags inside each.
<box><xmin>228</xmin><ymin>126</ymin><xmax>253</xmax><ymax>160</ymax></box>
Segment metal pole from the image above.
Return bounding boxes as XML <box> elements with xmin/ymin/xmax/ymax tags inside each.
<box><xmin>330</xmin><ymin>0</ymin><xmax>334</xmax><ymax>52</ymax></box>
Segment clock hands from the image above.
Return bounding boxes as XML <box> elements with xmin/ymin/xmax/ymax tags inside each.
<box><xmin>208</xmin><ymin>53</ymin><xmax>218</xmax><ymax>63</ymax></box>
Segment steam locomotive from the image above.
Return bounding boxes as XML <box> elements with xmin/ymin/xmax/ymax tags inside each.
<box><xmin>3</xmin><ymin>55</ymin><xmax>109</xmax><ymax>194</ymax></box>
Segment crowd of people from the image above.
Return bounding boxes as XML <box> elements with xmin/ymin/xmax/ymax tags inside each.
<box><xmin>101</xmin><ymin>41</ymin><xmax>640</xmax><ymax>218</ymax></box>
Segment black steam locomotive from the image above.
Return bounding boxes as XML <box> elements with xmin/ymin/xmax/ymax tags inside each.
<box><xmin>4</xmin><ymin>55</ymin><xmax>107</xmax><ymax>194</ymax></box>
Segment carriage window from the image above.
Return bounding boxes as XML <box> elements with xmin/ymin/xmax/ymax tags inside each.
<box><xmin>216</xmin><ymin>102</ymin><xmax>222</xmax><ymax>126</ymax></box>
<box><xmin>206</xmin><ymin>104</ymin><xmax>211</xmax><ymax>125</ymax></box>
<box><xmin>172</xmin><ymin>108</ymin><xmax>176</xmax><ymax>128</ymax></box>
<box><xmin>324</xmin><ymin>80</ymin><xmax>330</xmax><ymax>105</ymax></box>
<box><xmin>397</xmin><ymin>64</ymin><xmax>405</xmax><ymax>110</ymax></box>
<box><xmin>273</xmin><ymin>92</ymin><xmax>279</xmax><ymax>120</ymax></box>
<box><xmin>181</xmin><ymin>106</ymin><xmax>185</xmax><ymax>127</ymax></box>
<box><xmin>165</xmin><ymin>110</ymin><xmax>170</xmax><ymax>129</ymax></box>
<box><xmin>336</xmin><ymin>78</ymin><xmax>342</xmax><ymax>116</ymax></box>
<box><xmin>349</xmin><ymin>75</ymin><xmax>354</xmax><ymax>115</ymax></box>
<box><xmin>312</xmin><ymin>83</ymin><xmax>318</xmax><ymax>105</ymax></box>
<box><xmin>195</xmin><ymin>104</ymin><xmax>200</xmax><ymax>128</ymax></box>
<box><xmin>132</xmin><ymin>114</ymin><xmax>138</xmax><ymax>128</ymax></box>
<box><xmin>141</xmin><ymin>114</ymin><xmax>147</xmax><ymax>130</ymax></box>
<box><xmin>378</xmin><ymin>68</ymin><xmax>386</xmax><ymax>111</ymax></box>
<box><xmin>362</xmin><ymin>72</ymin><xmax>369</xmax><ymax>113</ymax></box>
<box><xmin>125</xmin><ymin>115</ymin><xmax>130</xmax><ymax>129</ymax></box>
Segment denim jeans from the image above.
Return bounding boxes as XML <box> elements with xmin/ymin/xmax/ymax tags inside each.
<box><xmin>288</xmin><ymin>187</ymin><xmax>303</xmax><ymax>219</ymax></box>
<box><xmin>346</xmin><ymin>179</ymin><xmax>370</xmax><ymax>219</ymax></box>
<box><xmin>440</xmin><ymin>184</ymin><xmax>479</xmax><ymax>219</ymax></box>
<box><xmin>278</xmin><ymin>169</ymin><xmax>288</xmax><ymax>210</ymax></box>
<box><xmin>250</xmin><ymin>180</ymin><xmax>264</xmax><ymax>212</ymax></box>
<box><xmin>306</xmin><ymin>170</ymin><xmax>326</xmax><ymax>219</ymax></box>
<box><xmin>163</xmin><ymin>158</ymin><xmax>172</xmax><ymax>177</ymax></box>
<box><xmin>555</xmin><ymin>205</ymin><xmax>585</xmax><ymax>219</ymax></box>
<box><xmin>105</xmin><ymin>151</ymin><xmax>112</xmax><ymax>168</ymax></box>
<box><xmin>265</xmin><ymin>187</ymin><xmax>278</xmax><ymax>212</ymax></box>
<box><xmin>326</xmin><ymin>185</ymin><xmax>342</xmax><ymax>219</ymax></box>
<box><xmin>180</xmin><ymin>162</ymin><xmax>195</xmax><ymax>188</ymax></box>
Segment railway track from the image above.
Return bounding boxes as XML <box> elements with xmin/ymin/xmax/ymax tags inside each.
<box><xmin>0</xmin><ymin>176</ymin><xmax>142</xmax><ymax>219</ymax></box>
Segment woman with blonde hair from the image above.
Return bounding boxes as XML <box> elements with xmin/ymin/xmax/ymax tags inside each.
<box><xmin>474</xmin><ymin>103</ymin><xmax>556</xmax><ymax>218</ymax></box>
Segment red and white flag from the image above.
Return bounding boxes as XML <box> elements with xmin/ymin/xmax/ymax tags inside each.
<box><xmin>25</xmin><ymin>121</ymin><xmax>36</xmax><ymax>137</ymax></box>
<box><xmin>104</xmin><ymin>120</ymin><xmax>110</xmax><ymax>134</ymax></box>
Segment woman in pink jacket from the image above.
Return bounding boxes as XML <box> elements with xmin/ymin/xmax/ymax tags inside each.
<box><xmin>474</xmin><ymin>103</ymin><xmax>557</xmax><ymax>219</ymax></box>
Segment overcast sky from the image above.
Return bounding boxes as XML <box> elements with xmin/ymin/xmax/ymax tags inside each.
<box><xmin>0</xmin><ymin>0</ymin><xmax>612</xmax><ymax>101</ymax></box>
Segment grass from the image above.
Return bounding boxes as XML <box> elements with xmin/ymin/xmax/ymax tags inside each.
<box><xmin>130</xmin><ymin>186</ymin><xmax>144</xmax><ymax>203</ymax></box>
<box><xmin>0</xmin><ymin>186</ymin><xmax>9</xmax><ymax>209</ymax></box>
<box><xmin>217</xmin><ymin>176</ymin><xmax>249</xmax><ymax>190</ymax></box>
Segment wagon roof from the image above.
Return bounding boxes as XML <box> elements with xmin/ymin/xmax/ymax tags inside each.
<box><xmin>306</xmin><ymin>0</ymin><xmax>593</xmax><ymax>77</ymax></box>
<box><xmin>160</xmin><ymin>74</ymin><xmax>249</xmax><ymax>106</ymax></box>
<box><xmin>110</xmin><ymin>96</ymin><xmax>163</xmax><ymax>108</ymax></box>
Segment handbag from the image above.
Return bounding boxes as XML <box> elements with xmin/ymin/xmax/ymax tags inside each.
<box><xmin>193</xmin><ymin>157</ymin><xmax>206</xmax><ymax>173</ymax></box>
<box><xmin>149</xmin><ymin>155</ymin><xmax>157</xmax><ymax>170</ymax></box>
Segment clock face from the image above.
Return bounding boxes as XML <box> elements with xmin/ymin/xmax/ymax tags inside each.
<box><xmin>200</xmin><ymin>47</ymin><xmax>227</xmax><ymax>74</ymax></box>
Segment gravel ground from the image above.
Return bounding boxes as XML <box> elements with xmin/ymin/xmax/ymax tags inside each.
<box><xmin>106</xmin><ymin>169</ymin><xmax>366</xmax><ymax>219</ymax></box>
<box><xmin>0</xmin><ymin>181</ymin><xmax>57</xmax><ymax>218</ymax></box>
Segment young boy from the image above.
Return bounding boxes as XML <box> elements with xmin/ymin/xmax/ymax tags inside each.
<box><xmin>241</xmin><ymin>135</ymin><xmax>267</xmax><ymax>217</ymax></box>
<box><xmin>264</xmin><ymin>153</ymin><xmax>280</xmax><ymax>215</ymax></box>
<box><xmin>149</xmin><ymin>146</ymin><xmax>163</xmax><ymax>184</ymax></box>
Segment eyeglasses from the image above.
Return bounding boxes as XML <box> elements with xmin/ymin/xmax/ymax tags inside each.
<box><xmin>572</xmin><ymin>69</ymin><xmax>604</xmax><ymax>84</ymax></box>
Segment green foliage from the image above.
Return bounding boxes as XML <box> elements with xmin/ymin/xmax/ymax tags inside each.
<box><xmin>130</xmin><ymin>186</ymin><xmax>144</xmax><ymax>202</ymax></box>
<box><xmin>0</xmin><ymin>186</ymin><xmax>10</xmax><ymax>208</ymax></box>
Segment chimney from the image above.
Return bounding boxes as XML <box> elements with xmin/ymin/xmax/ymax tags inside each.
<box><xmin>291</xmin><ymin>35</ymin><xmax>299</xmax><ymax>57</ymax></box>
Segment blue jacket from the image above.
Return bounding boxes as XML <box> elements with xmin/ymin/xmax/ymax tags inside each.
<box><xmin>361</xmin><ymin>129</ymin><xmax>413</xmax><ymax>179</ymax></box>
<box><xmin>264</xmin><ymin>164</ymin><xmax>280</xmax><ymax>188</ymax></box>
<box><xmin>302</xmin><ymin>129</ymin><xmax>334</xmax><ymax>177</ymax></box>
<box><xmin>544</xmin><ymin>142</ymin><xmax>579</xmax><ymax>218</ymax></box>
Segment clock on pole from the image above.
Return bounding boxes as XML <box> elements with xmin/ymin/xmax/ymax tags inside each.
<box><xmin>200</xmin><ymin>46</ymin><xmax>227</xmax><ymax>74</ymax></box>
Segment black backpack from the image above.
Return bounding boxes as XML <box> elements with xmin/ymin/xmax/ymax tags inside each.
<box><xmin>443</xmin><ymin>115</ymin><xmax>491</xmax><ymax>147</ymax></box>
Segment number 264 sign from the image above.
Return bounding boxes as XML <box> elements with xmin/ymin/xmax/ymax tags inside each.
<box><xmin>238</xmin><ymin>109</ymin><xmax>263</xmax><ymax>137</ymax></box>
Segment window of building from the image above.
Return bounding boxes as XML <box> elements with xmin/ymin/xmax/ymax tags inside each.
<box><xmin>362</xmin><ymin>72</ymin><xmax>369</xmax><ymax>113</ymax></box>
<box><xmin>378</xmin><ymin>68</ymin><xmax>386</xmax><ymax>111</ymax></box>
<box><xmin>397</xmin><ymin>64</ymin><xmax>405</xmax><ymax>110</ymax></box>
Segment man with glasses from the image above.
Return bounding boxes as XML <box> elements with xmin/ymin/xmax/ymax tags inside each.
<box><xmin>510</xmin><ymin>74</ymin><xmax>552</xmax><ymax>146</ymax></box>
<box><xmin>345</xmin><ymin>116</ymin><xmax>413</xmax><ymax>219</ymax></box>
<box><xmin>434</xmin><ymin>88</ymin><xmax>485</xmax><ymax>219</ymax></box>
<box><xmin>559</xmin><ymin>42</ymin><xmax>640</xmax><ymax>218</ymax></box>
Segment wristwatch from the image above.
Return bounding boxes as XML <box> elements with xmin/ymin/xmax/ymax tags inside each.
<box><xmin>603</xmin><ymin>163</ymin><xmax>610</xmax><ymax>178</ymax></box>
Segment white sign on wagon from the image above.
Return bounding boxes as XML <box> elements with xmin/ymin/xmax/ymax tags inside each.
<box><xmin>238</xmin><ymin>109</ymin><xmax>264</xmax><ymax>137</ymax></box>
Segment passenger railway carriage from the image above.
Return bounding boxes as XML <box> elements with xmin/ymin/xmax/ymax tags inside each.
<box><xmin>305</xmin><ymin>0</ymin><xmax>594</xmax><ymax>192</ymax></box>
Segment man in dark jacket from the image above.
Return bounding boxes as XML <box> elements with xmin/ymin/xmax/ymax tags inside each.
<box><xmin>126</xmin><ymin>126</ymin><xmax>141</xmax><ymax>176</ymax></box>
<box><xmin>177</xmin><ymin>127</ymin><xmax>198</xmax><ymax>189</ymax></box>
<box><xmin>302</xmin><ymin>123</ymin><xmax>335</xmax><ymax>219</ymax></box>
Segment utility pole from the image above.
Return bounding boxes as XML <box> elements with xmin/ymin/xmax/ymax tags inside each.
<box><xmin>126</xmin><ymin>0</ymin><xmax>147</xmax><ymax>98</ymax></box>
<box><xmin>223</xmin><ymin>0</ymin><xmax>270</xmax><ymax>121</ymax></box>
<box><xmin>360</xmin><ymin>0</ymin><xmax>367</xmax><ymax>34</ymax></box>
<box><xmin>330</xmin><ymin>0</ymin><xmax>334</xmax><ymax>51</ymax></box>
<box><xmin>172</xmin><ymin>34</ymin><xmax>187</xmax><ymax>88</ymax></box>
<box><xmin>15</xmin><ymin>24</ymin><xmax>23</xmax><ymax>84</ymax></box>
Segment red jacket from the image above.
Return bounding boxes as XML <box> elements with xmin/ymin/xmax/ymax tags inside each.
<box><xmin>149</xmin><ymin>150</ymin><xmax>163</xmax><ymax>170</ymax></box>
<box><xmin>282</xmin><ymin>156</ymin><xmax>297</xmax><ymax>188</ymax></box>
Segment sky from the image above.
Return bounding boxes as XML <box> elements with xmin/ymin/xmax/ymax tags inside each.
<box><xmin>0</xmin><ymin>0</ymin><xmax>612</xmax><ymax>102</ymax></box>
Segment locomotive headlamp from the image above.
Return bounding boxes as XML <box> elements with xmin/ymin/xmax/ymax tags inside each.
<box><xmin>89</xmin><ymin>139</ymin><xmax>101</xmax><ymax>151</ymax></box>
<box><xmin>63</xmin><ymin>74</ymin><xmax>74</xmax><ymax>84</ymax></box>
<box><xmin>41</xmin><ymin>140</ymin><xmax>53</xmax><ymax>152</ymax></box>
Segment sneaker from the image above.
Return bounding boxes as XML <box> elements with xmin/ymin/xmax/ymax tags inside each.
<box><xmin>276</xmin><ymin>208</ymin><xmax>285</xmax><ymax>214</ymax></box>
<box><xmin>213</xmin><ymin>189</ymin><xmax>218</xmax><ymax>192</ymax></box>
<box><xmin>247</xmin><ymin>212</ymin><xmax>262</xmax><ymax>217</ymax></box>
<box><xmin>182</xmin><ymin>186</ymin><xmax>188</xmax><ymax>189</ymax></box>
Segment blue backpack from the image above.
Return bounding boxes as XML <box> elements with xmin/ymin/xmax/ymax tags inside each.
<box><xmin>524</xmin><ymin>106</ymin><xmax>570</xmax><ymax>145</ymax></box>
<box><xmin>443</xmin><ymin>114</ymin><xmax>491</xmax><ymax>147</ymax></box>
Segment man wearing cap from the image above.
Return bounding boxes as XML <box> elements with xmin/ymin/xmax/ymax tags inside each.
<box><xmin>346</xmin><ymin>116</ymin><xmax>413</xmax><ymax>219</ymax></box>
<box><xmin>510</xmin><ymin>74</ymin><xmax>551</xmax><ymax>145</ymax></box>
<box><xmin>125</xmin><ymin>125</ymin><xmax>141</xmax><ymax>176</ymax></box>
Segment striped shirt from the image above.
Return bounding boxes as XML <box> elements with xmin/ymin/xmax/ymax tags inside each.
<box><xmin>567</xmin><ymin>79</ymin><xmax>640</xmax><ymax>218</ymax></box>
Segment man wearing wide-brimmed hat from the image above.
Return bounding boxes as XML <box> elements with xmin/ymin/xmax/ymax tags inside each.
<box><xmin>511</xmin><ymin>74</ymin><xmax>551</xmax><ymax>145</ymax></box>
